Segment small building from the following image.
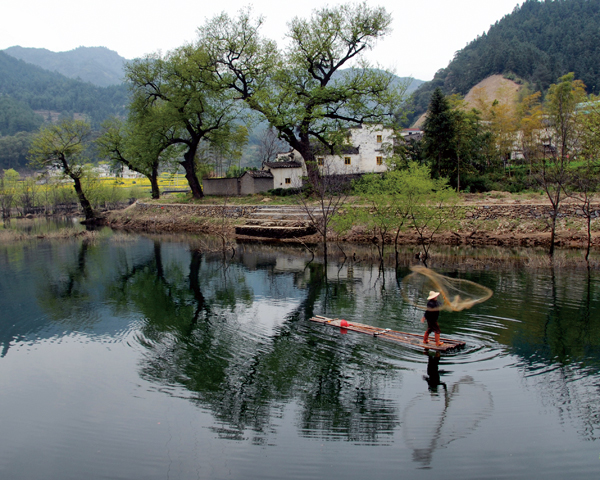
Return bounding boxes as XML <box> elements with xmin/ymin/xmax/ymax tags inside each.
<box><xmin>263</xmin><ymin>161</ymin><xmax>304</xmax><ymax>189</ymax></box>
<box><xmin>400</xmin><ymin>128</ymin><xmax>423</xmax><ymax>138</ymax></box>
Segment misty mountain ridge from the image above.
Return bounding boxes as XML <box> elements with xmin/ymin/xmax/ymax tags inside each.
<box><xmin>3</xmin><ymin>45</ymin><xmax>424</xmax><ymax>94</ymax></box>
<box><xmin>3</xmin><ymin>46</ymin><xmax>128</xmax><ymax>87</ymax></box>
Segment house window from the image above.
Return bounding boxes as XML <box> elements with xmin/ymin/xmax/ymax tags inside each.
<box><xmin>376</xmin><ymin>135</ymin><xmax>383</xmax><ymax>143</ymax></box>
<box><xmin>317</xmin><ymin>157</ymin><xmax>324</xmax><ymax>166</ymax></box>
<box><xmin>344</xmin><ymin>157</ymin><xmax>351</xmax><ymax>165</ymax></box>
<box><xmin>376</xmin><ymin>156</ymin><xmax>383</xmax><ymax>165</ymax></box>
<box><xmin>285</xmin><ymin>177</ymin><xmax>291</xmax><ymax>184</ymax></box>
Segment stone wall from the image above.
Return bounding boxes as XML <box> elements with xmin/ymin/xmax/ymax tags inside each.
<box><xmin>134</xmin><ymin>201</ymin><xmax>600</xmax><ymax>221</ymax></box>
<box><xmin>240</xmin><ymin>176</ymin><xmax>273</xmax><ymax>195</ymax></box>
<box><xmin>462</xmin><ymin>203</ymin><xmax>600</xmax><ymax>220</ymax></box>
<box><xmin>202</xmin><ymin>178</ymin><xmax>239</xmax><ymax>196</ymax></box>
<box><xmin>134</xmin><ymin>202</ymin><xmax>261</xmax><ymax>218</ymax></box>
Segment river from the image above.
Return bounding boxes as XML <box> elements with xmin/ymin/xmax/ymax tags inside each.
<box><xmin>0</xmin><ymin>225</ymin><xmax>599</xmax><ymax>479</ymax></box>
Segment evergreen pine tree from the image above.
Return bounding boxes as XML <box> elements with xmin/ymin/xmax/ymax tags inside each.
<box><xmin>422</xmin><ymin>88</ymin><xmax>457</xmax><ymax>179</ymax></box>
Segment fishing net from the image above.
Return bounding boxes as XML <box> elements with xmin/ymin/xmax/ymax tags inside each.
<box><xmin>401</xmin><ymin>265</ymin><xmax>493</xmax><ymax>312</ymax></box>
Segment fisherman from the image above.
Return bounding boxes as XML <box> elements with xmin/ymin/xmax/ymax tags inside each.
<box><xmin>421</xmin><ymin>290</ymin><xmax>442</xmax><ymax>346</ymax></box>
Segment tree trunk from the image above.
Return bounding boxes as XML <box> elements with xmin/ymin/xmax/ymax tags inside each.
<box><xmin>72</xmin><ymin>177</ymin><xmax>95</xmax><ymax>220</ymax></box>
<box><xmin>378</xmin><ymin>228</ymin><xmax>386</xmax><ymax>262</ymax></box>
<box><xmin>295</xmin><ymin>141</ymin><xmax>320</xmax><ymax>187</ymax></box>
<box><xmin>549</xmin><ymin>210</ymin><xmax>557</xmax><ymax>257</ymax></box>
<box><xmin>149</xmin><ymin>165</ymin><xmax>160</xmax><ymax>200</ymax></box>
<box><xmin>456</xmin><ymin>154</ymin><xmax>460</xmax><ymax>193</ymax></box>
<box><xmin>586</xmin><ymin>213</ymin><xmax>591</xmax><ymax>263</ymax></box>
<box><xmin>181</xmin><ymin>148</ymin><xmax>204</xmax><ymax>199</ymax></box>
<box><xmin>394</xmin><ymin>228</ymin><xmax>401</xmax><ymax>268</ymax></box>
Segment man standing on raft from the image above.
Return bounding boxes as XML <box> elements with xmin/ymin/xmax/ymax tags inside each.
<box><xmin>421</xmin><ymin>291</ymin><xmax>442</xmax><ymax>346</ymax></box>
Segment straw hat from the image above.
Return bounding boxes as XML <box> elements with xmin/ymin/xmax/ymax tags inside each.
<box><xmin>427</xmin><ymin>291</ymin><xmax>440</xmax><ymax>300</ymax></box>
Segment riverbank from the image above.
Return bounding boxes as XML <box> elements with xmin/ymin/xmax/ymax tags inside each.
<box><xmin>103</xmin><ymin>192</ymin><xmax>600</xmax><ymax>250</ymax></box>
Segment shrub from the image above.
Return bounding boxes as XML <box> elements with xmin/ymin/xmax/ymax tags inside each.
<box><xmin>267</xmin><ymin>187</ymin><xmax>302</xmax><ymax>197</ymax></box>
<box><xmin>459</xmin><ymin>173</ymin><xmax>491</xmax><ymax>193</ymax></box>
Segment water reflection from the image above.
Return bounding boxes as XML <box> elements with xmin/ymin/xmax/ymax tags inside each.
<box><xmin>106</xmin><ymin>242</ymin><xmax>401</xmax><ymax>444</ymax></box>
<box><xmin>3</xmin><ymin>216</ymin><xmax>85</xmax><ymax>234</ymax></box>
<box><xmin>424</xmin><ymin>352</ymin><xmax>447</xmax><ymax>392</ymax></box>
<box><xmin>1</xmin><ymin>234</ymin><xmax>600</xmax><ymax>450</ymax></box>
<box><xmin>37</xmin><ymin>240</ymin><xmax>93</xmax><ymax>322</ymax></box>
<box><xmin>404</xmin><ymin>371</ymin><xmax>493</xmax><ymax>468</ymax></box>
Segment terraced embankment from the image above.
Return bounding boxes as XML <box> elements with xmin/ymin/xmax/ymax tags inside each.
<box><xmin>104</xmin><ymin>199</ymin><xmax>600</xmax><ymax>248</ymax></box>
<box><xmin>106</xmin><ymin>202</ymin><xmax>320</xmax><ymax>239</ymax></box>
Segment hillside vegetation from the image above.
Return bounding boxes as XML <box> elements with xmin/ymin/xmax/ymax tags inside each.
<box><xmin>408</xmin><ymin>0</ymin><xmax>600</xmax><ymax>124</ymax></box>
<box><xmin>0</xmin><ymin>51</ymin><xmax>128</xmax><ymax>125</ymax></box>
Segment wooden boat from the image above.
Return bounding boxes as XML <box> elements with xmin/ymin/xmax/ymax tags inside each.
<box><xmin>309</xmin><ymin>315</ymin><xmax>465</xmax><ymax>352</ymax></box>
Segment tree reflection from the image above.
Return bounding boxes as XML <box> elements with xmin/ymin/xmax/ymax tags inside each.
<box><xmin>111</xmin><ymin>244</ymin><xmax>401</xmax><ymax>444</ymax></box>
<box><xmin>515</xmin><ymin>266</ymin><xmax>600</xmax><ymax>441</ymax></box>
<box><xmin>35</xmin><ymin>239</ymin><xmax>98</xmax><ymax>328</ymax></box>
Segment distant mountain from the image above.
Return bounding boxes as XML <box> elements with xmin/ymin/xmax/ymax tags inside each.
<box><xmin>399</xmin><ymin>76</ymin><xmax>424</xmax><ymax>96</ymax></box>
<box><xmin>3</xmin><ymin>46</ymin><xmax>127</xmax><ymax>87</ymax></box>
<box><xmin>407</xmin><ymin>0</ymin><xmax>600</xmax><ymax>125</ymax></box>
<box><xmin>0</xmin><ymin>51</ymin><xmax>128</xmax><ymax>125</ymax></box>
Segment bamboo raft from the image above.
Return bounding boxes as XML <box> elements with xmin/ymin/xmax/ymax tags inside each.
<box><xmin>309</xmin><ymin>315</ymin><xmax>465</xmax><ymax>352</ymax></box>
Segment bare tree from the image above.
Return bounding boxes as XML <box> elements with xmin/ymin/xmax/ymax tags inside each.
<box><xmin>532</xmin><ymin>73</ymin><xmax>586</xmax><ymax>257</ymax></box>
<box><xmin>258</xmin><ymin>127</ymin><xmax>288</xmax><ymax>167</ymax></box>
<box><xmin>298</xmin><ymin>157</ymin><xmax>352</xmax><ymax>264</ymax></box>
<box><xmin>565</xmin><ymin>96</ymin><xmax>600</xmax><ymax>262</ymax></box>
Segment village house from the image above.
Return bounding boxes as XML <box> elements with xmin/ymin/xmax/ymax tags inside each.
<box><xmin>263</xmin><ymin>160</ymin><xmax>304</xmax><ymax>189</ymax></box>
<box><xmin>270</xmin><ymin>124</ymin><xmax>395</xmax><ymax>188</ymax></box>
<box><xmin>203</xmin><ymin>124</ymin><xmax>395</xmax><ymax>195</ymax></box>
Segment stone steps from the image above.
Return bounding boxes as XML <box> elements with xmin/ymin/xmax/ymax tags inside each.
<box><xmin>238</xmin><ymin>205</ymin><xmax>321</xmax><ymax>237</ymax></box>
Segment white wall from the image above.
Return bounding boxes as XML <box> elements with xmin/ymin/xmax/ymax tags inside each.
<box><xmin>318</xmin><ymin>124</ymin><xmax>393</xmax><ymax>174</ymax></box>
<box><xmin>271</xmin><ymin>124</ymin><xmax>394</xmax><ymax>179</ymax></box>
<box><xmin>270</xmin><ymin>167</ymin><xmax>303</xmax><ymax>189</ymax></box>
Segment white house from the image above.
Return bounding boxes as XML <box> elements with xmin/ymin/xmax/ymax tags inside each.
<box><xmin>271</xmin><ymin>124</ymin><xmax>394</xmax><ymax>187</ymax></box>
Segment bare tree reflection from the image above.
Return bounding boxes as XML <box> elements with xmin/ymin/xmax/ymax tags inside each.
<box><xmin>514</xmin><ymin>265</ymin><xmax>600</xmax><ymax>441</ymax></box>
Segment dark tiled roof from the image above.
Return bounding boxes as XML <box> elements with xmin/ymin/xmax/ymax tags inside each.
<box><xmin>400</xmin><ymin>133</ymin><xmax>423</xmax><ymax>142</ymax></box>
<box><xmin>264</xmin><ymin>161</ymin><xmax>303</xmax><ymax>169</ymax></box>
<box><xmin>244</xmin><ymin>170</ymin><xmax>273</xmax><ymax>178</ymax></box>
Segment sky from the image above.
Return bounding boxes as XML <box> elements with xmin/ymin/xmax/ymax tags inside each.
<box><xmin>2</xmin><ymin>0</ymin><xmax>523</xmax><ymax>81</ymax></box>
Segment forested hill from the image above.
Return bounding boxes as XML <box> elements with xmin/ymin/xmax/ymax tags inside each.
<box><xmin>0</xmin><ymin>51</ymin><xmax>128</xmax><ymax>125</ymax></box>
<box><xmin>408</xmin><ymin>0</ymin><xmax>600</xmax><ymax>124</ymax></box>
<box><xmin>3</xmin><ymin>46</ymin><xmax>127</xmax><ymax>87</ymax></box>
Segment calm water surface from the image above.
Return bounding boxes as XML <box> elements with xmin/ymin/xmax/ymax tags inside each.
<box><xmin>0</xmin><ymin>230</ymin><xmax>599</xmax><ymax>479</ymax></box>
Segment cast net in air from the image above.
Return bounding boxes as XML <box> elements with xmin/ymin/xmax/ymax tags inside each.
<box><xmin>401</xmin><ymin>265</ymin><xmax>493</xmax><ymax>312</ymax></box>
